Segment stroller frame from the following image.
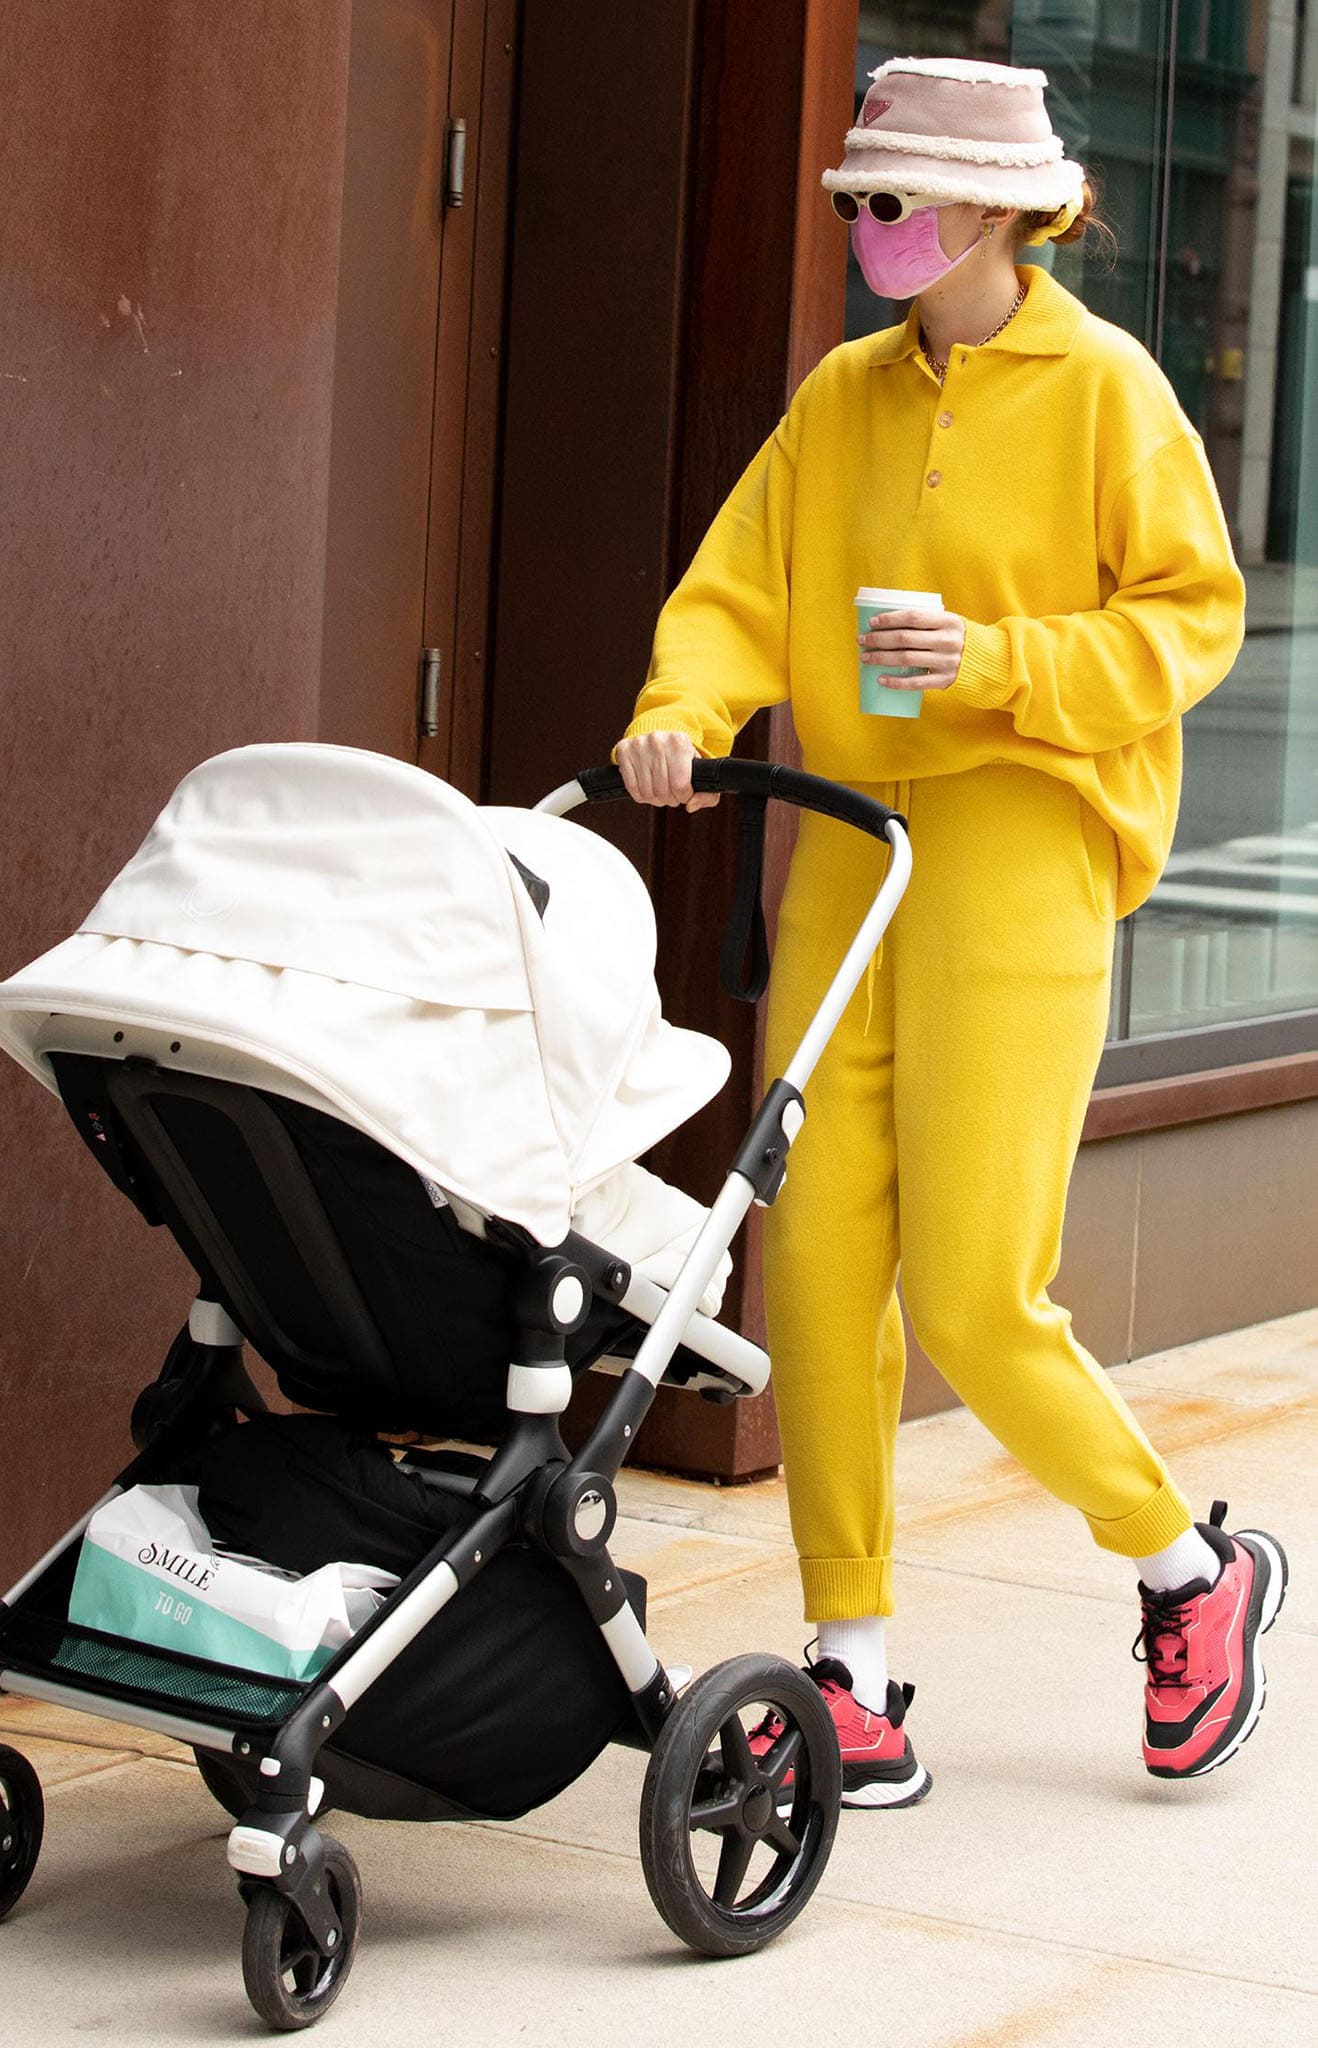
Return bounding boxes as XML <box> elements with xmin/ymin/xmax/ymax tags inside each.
<box><xmin>0</xmin><ymin>759</ymin><xmax>911</xmax><ymax>2018</ymax></box>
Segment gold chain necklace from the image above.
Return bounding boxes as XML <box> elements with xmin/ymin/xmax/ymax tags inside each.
<box><xmin>921</xmin><ymin>283</ymin><xmax>1027</xmax><ymax>386</ymax></box>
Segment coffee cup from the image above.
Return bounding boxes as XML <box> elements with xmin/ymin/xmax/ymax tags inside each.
<box><xmin>855</xmin><ymin>586</ymin><xmax>943</xmax><ymax>719</ymax></box>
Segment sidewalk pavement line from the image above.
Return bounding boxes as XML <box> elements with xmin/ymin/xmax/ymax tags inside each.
<box><xmin>459</xmin><ymin>1819</ymin><xmax>1317</xmax><ymax>2000</ymax></box>
<box><xmin>646</xmin><ymin>1549</ymin><xmax>797</xmax><ymax>1612</ymax></box>
<box><xmin>40</xmin><ymin>1756</ymin><xmax>169</xmax><ymax>1797</ymax></box>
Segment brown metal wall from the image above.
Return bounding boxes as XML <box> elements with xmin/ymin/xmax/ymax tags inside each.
<box><xmin>0</xmin><ymin>1</ymin><xmax>356</xmax><ymax>1584</ymax></box>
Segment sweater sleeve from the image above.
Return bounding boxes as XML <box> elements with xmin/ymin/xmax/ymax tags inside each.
<box><xmin>615</xmin><ymin>392</ymin><xmax>804</xmax><ymax>760</ymax></box>
<box><xmin>952</xmin><ymin>432</ymin><xmax>1245</xmax><ymax>754</ymax></box>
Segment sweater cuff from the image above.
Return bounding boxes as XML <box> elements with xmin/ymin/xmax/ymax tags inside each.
<box><xmin>953</xmin><ymin>621</ymin><xmax>1015</xmax><ymax>710</ymax></box>
<box><xmin>612</xmin><ymin>708</ymin><xmax>712</xmax><ymax>761</ymax></box>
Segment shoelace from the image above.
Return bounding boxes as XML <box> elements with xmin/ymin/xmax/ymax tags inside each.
<box><xmin>1131</xmin><ymin>1594</ymin><xmax>1197</xmax><ymax>1687</ymax></box>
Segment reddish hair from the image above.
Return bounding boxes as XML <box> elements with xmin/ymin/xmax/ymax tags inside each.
<box><xmin>1016</xmin><ymin>174</ymin><xmax>1118</xmax><ymax>262</ymax></box>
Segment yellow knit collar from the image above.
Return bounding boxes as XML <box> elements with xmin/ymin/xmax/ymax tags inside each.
<box><xmin>867</xmin><ymin>263</ymin><xmax>1085</xmax><ymax>368</ymax></box>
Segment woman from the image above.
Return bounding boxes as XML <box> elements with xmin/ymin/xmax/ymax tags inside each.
<box><xmin>614</xmin><ymin>56</ymin><xmax>1286</xmax><ymax>1808</ymax></box>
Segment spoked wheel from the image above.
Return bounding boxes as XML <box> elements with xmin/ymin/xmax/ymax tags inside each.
<box><xmin>241</xmin><ymin>1838</ymin><xmax>361</xmax><ymax>2031</ymax></box>
<box><xmin>639</xmin><ymin>1653</ymin><xmax>840</xmax><ymax>1957</ymax></box>
<box><xmin>0</xmin><ymin>1745</ymin><xmax>44</xmax><ymax>1923</ymax></box>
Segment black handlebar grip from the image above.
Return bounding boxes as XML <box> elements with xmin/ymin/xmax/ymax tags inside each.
<box><xmin>576</xmin><ymin>765</ymin><xmax>627</xmax><ymax>802</ymax></box>
<box><xmin>577</xmin><ymin>760</ymin><xmax>906</xmax><ymax>840</ymax></box>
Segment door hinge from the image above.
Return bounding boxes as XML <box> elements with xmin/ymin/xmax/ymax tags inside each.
<box><xmin>444</xmin><ymin>118</ymin><xmax>467</xmax><ymax>209</ymax></box>
<box><xmin>419</xmin><ymin>647</ymin><xmax>442</xmax><ymax>738</ymax></box>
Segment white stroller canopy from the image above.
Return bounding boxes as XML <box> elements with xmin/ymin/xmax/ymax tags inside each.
<box><xmin>0</xmin><ymin>744</ymin><xmax>731</xmax><ymax>1244</ymax></box>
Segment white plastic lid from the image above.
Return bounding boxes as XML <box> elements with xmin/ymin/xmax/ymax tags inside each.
<box><xmin>855</xmin><ymin>586</ymin><xmax>943</xmax><ymax>607</ymax></box>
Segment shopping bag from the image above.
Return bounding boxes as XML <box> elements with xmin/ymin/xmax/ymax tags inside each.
<box><xmin>68</xmin><ymin>1484</ymin><xmax>397</xmax><ymax>1681</ymax></box>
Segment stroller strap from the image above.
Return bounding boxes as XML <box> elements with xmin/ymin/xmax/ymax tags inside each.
<box><xmin>719</xmin><ymin>794</ymin><xmax>770</xmax><ymax>1004</ymax></box>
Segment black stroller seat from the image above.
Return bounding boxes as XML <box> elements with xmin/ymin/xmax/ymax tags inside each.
<box><xmin>49</xmin><ymin>1049</ymin><xmax>668</xmax><ymax>1445</ymax></box>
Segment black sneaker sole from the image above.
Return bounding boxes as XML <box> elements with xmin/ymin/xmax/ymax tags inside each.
<box><xmin>841</xmin><ymin>1759</ymin><xmax>933</xmax><ymax>1809</ymax></box>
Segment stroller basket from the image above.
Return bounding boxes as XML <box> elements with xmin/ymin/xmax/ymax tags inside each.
<box><xmin>0</xmin><ymin>1606</ymin><xmax>307</xmax><ymax>1731</ymax></box>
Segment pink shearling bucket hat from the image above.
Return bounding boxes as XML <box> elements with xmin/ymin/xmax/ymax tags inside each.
<box><xmin>822</xmin><ymin>56</ymin><xmax>1084</xmax><ymax>232</ymax></box>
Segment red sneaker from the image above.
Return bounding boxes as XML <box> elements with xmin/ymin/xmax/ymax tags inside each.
<box><xmin>753</xmin><ymin>1658</ymin><xmax>931</xmax><ymax>1810</ymax></box>
<box><xmin>1136</xmin><ymin>1501</ymin><xmax>1288</xmax><ymax>1780</ymax></box>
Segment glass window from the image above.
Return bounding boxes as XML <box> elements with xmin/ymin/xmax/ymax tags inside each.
<box><xmin>1127</xmin><ymin>0</ymin><xmax>1318</xmax><ymax>1042</ymax></box>
<box><xmin>845</xmin><ymin>4</ymin><xmax>1318</xmax><ymax>1065</ymax></box>
<box><xmin>1103</xmin><ymin>1</ymin><xmax>1147</xmax><ymax>54</ymax></box>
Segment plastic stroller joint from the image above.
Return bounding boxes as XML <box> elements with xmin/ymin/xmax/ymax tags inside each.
<box><xmin>732</xmin><ymin>1079</ymin><xmax>806</xmax><ymax>1207</ymax></box>
<box><xmin>570</xmin><ymin>1364</ymin><xmax>655</xmax><ymax>1486</ymax></box>
<box><xmin>513</xmin><ymin>1254</ymin><xmax>592</xmax><ymax>1338</ymax></box>
<box><xmin>530</xmin><ymin>1467</ymin><xmax>618</xmax><ymax>1559</ymax></box>
<box><xmin>612</xmin><ymin>1662</ymin><xmax>680</xmax><ymax>1748</ymax></box>
<box><xmin>122</xmin><ymin>1321</ymin><xmax>269</xmax><ymax>1469</ymax></box>
<box><xmin>241</xmin><ymin>1680</ymin><xmax>349</xmax><ymax>1815</ymax></box>
<box><xmin>476</xmin><ymin>1416</ymin><xmax>569</xmax><ymax>1506</ymax></box>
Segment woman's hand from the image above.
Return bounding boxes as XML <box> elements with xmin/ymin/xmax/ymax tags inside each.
<box><xmin>615</xmin><ymin>731</ymin><xmax>721</xmax><ymax>811</ymax></box>
<box><xmin>860</xmin><ymin>607</ymin><xmax>967</xmax><ymax>690</ymax></box>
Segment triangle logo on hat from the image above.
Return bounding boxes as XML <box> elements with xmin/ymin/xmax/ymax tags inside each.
<box><xmin>862</xmin><ymin>97</ymin><xmax>893</xmax><ymax>125</ymax></box>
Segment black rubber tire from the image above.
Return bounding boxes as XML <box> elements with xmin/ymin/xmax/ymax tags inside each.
<box><xmin>194</xmin><ymin>1749</ymin><xmax>334</xmax><ymax>1827</ymax></box>
<box><xmin>0</xmin><ymin>1745</ymin><xmax>44</xmax><ymax>1924</ymax></box>
<box><xmin>639</xmin><ymin>1653</ymin><xmax>840</xmax><ymax>1958</ymax></box>
<box><xmin>241</xmin><ymin>1838</ymin><xmax>361</xmax><ymax>2031</ymax></box>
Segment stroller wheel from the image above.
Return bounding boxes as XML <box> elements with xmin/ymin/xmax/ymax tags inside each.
<box><xmin>639</xmin><ymin>1652</ymin><xmax>840</xmax><ymax>1958</ymax></box>
<box><xmin>241</xmin><ymin>1838</ymin><xmax>361</xmax><ymax>2031</ymax></box>
<box><xmin>0</xmin><ymin>1744</ymin><xmax>44</xmax><ymax>1923</ymax></box>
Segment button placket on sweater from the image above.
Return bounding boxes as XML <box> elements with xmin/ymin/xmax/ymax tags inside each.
<box><xmin>920</xmin><ymin>357</ymin><xmax>961</xmax><ymax>501</ymax></box>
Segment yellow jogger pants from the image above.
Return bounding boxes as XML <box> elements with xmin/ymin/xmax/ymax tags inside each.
<box><xmin>762</xmin><ymin>763</ymin><xmax>1194</xmax><ymax>1622</ymax></box>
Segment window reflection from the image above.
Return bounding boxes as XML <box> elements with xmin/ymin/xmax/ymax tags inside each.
<box><xmin>848</xmin><ymin>3</ymin><xmax>1318</xmax><ymax>1050</ymax></box>
<box><xmin>1133</xmin><ymin>0</ymin><xmax>1318</xmax><ymax>1036</ymax></box>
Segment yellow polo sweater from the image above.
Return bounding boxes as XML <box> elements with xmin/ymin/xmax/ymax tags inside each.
<box><xmin>620</xmin><ymin>264</ymin><xmax>1245</xmax><ymax>917</ymax></box>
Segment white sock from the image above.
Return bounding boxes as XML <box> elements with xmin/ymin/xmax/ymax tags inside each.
<box><xmin>1135</xmin><ymin>1526</ymin><xmax>1220</xmax><ymax>1595</ymax></box>
<box><xmin>817</xmin><ymin>1617</ymin><xmax>889</xmax><ymax>1711</ymax></box>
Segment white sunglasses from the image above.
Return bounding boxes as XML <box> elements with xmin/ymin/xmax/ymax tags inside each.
<box><xmin>829</xmin><ymin>189</ymin><xmax>940</xmax><ymax>225</ymax></box>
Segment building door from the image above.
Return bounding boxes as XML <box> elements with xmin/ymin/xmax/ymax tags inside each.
<box><xmin>319</xmin><ymin>0</ymin><xmax>516</xmax><ymax>795</ymax></box>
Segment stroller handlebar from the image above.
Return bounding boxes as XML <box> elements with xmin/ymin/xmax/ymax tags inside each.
<box><xmin>560</xmin><ymin>761</ymin><xmax>909</xmax><ymax>1005</ymax></box>
<box><xmin>574</xmin><ymin>760</ymin><xmax>906</xmax><ymax>842</ymax></box>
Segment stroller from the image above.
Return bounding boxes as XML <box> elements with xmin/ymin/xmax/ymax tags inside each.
<box><xmin>0</xmin><ymin>743</ymin><xmax>911</xmax><ymax>2029</ymax></box>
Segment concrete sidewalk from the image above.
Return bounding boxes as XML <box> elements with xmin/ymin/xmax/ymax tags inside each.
<box><xmin>1</xmin><ymin>1310</ymin><xmax>1314</xmax><ymax>2046</ymax></box>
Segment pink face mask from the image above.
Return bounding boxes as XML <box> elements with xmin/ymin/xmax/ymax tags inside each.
<box><xmin>851</xmin><ymin>206</ymin><xmax>977</xmax><ymax>299</ymax></box>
